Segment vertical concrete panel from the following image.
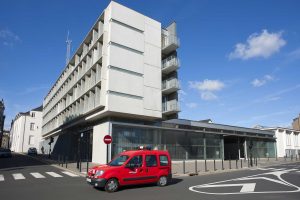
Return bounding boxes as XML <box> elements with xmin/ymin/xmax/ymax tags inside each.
<box><xmin>92</xmin><ymin>122</ymin><xmax>110</xmax><ymax>164</ymax></box>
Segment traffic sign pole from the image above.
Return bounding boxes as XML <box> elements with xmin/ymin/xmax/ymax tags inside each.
<box><xmin>103</xmin><ymin>135</ymin><xmax>112</xmax><ymax>164</ymax></box>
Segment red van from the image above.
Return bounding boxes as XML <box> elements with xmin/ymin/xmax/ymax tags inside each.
<box><xmin>86</xmin><ymin>147</ymin><xmax>172</xmax><ymax>192</ymax></box>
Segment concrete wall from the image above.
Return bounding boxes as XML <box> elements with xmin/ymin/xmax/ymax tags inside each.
<box><xmin>92</xmin><ymin>122</ymin><xmax>111</xmax><ymax>164</ymax></box>
<box><xmin>101</xmin><ymin>1</ymin><xmax>162</xmax><ymax>119</ymax></box>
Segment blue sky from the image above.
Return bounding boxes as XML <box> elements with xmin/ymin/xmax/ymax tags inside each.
<box><xmin>0</xmin><ymin>0</ymin><xmax>300</xmax><ymax>129</ymax></box>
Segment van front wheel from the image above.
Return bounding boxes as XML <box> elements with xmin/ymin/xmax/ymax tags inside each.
<box><xmin>157</xmin><ymin>176</ymin><xmax>168</xmax><ymax>187</ymax></box>
<box><xmin>105</xmin><ymin>178</ymin><xmax>119</xmax><ymax>192</ymax></box>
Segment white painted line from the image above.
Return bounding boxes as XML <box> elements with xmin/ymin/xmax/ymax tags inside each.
<box><xmin>30</xmin><ymin>172</ymin><xmax>45</xmax><ymax>179</ymax></box>
<box><xmin>196</xmin><ymin>183</ymin><xmax>256</xmax><ymax>193</ymax></box>
<box><xmin>12</xmin><ymin>173</ymin><xmax>25</xmax><ymax>180</ymax></box>
<box><xmin>61</xmin><ymin>171</ymin><xmax>79</xmax><ymax>177</ymax></box>
<box><xmin>46</xmin><ymin>172</ymin><xmax>63</xmax><ymax>178</ymax></box>
<box><xmin>297</xmin><ymin>171</ymin><xmax>300</xmax><ymax>173</ymax></box>
<box><xmin>0</xmin><ymin>175</ymin><xmax>4</xmax><ymax>181</ymax></box>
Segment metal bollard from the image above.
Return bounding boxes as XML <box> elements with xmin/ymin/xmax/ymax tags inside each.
<box><xmin>241</xmin><ymin>159</ymin><xmax>242</xmax><ymax>168</ymax></box>
<box><xmin>66</xmin><ymin>156</ymin><xmax>68</xmax><ymax>168</ymax></box>
<box><xmin>268</xmin><ymin>156</ymin><xmax>269</xmax><ymax>161</ymax></box>
<box><xmin>255</xmin><ymin>157</ymin><xmax>257</xmax><ymax>166</ymax></box>
<box><xmin>79</xmin><ymin>158</ymin><xmax>82</xmax><ymax>172</ymax></box>
<box><xmin>214</xmin><ymin>159</ymin><xmax>216</xmax><ymax>171</ymax></box>
<box><xmin>183</xmin><ymin>160</ymin><xmax>186</xmax><ymax>174</ymax></box>
<box><xmin>248</xmin><ymin>158</ymin><xmax>250</xmax><ymax>168</ymax></box>
<box><xmin>229</xmin><ymin>159</ymin><xmax>231</xmax><ymax>169</ymax></box>
<box><xmin>195</xmin><ymin>160</ymin><xmax>198</xmax><ymax>173</ymax></box>
<box><xmin>236</xmin><ymin>159</ymin><xmax>238</xmax><ymax>169</ymax></box>
<box><xmin>222</xmin><ymin>159</ymin><xmax>224</xmax><ymax>170</ymax></box>
<box><xmin>86</xmin><ymin>161</ymin><xmax>89</xmax><ymax>174</ymax></box>
<box><xmin>291</xmin><ymin>155</ymin><xmax>293</xmax><ymax>161</ymax></box>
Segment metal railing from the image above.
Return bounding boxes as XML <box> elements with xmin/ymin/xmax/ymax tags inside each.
<box><xmin>162</xmin><ymin>78</ymin><xmax>180</xmax><ymax>90</ymax></box>
<box><xmin>162</xmin><ymin>99</ymin><xmax>180</xmax><ymax>113</ymax></box>
<box><xmin>162</xmin><ymin>34</ymin><xmax>180</xmax><ymax>49</ymax></box>
<box><xmin>162</xmin><ymin>55</ymin><xmax>180</xmax><ymax>69</ymax></box>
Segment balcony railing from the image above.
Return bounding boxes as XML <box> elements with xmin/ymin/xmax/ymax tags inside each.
<box><xmin>162</xmin><ymin>78</ymin><xmax>180</xmax><ymax>94</ymax></box>
<box><xmin>162</xmin><ymin>35</ymin><xmax>180</xmax><ymax>54</ymax></box>
<box><xmin>162</xmin><ymin>100</ymin><xmax>180</xmax><ymax>114</ymax></box>
<box><xmin>162</xmin><ymin>55</ymin><xmax>180</xmax><ymax>73</ymax></box>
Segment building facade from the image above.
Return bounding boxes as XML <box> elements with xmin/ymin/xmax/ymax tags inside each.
<box><xmin>10</xmin><ymin>106</ymin><xmax>43</xmax><ymax>153</ymax></box>
<box><xmin>41</xmin><ymin>1</ymin><xmax>180</xmax><ymax>163</ymax></box>
<box><xmin>0</xmin><ymin>99</ymin><xmax>5</xmax><ymax>146</ymax></box>
<box><xmin>260</xmin><ymin>127</ymin><xmax>300</xmax><ymax>157</ymax></box>
<box><xmin>1</xmin><ymin>130</ymin><xmax>10</xmax><ymax>149</ymax></box>
<box><xmin>292</xmin><ymin>114</ymin><xmax>300</xmax><ymax>131</ymax></box>
<box><xmin>41</xmin><ymin>1</ymin><xmax>274</xmax><ymax>164</ymax></box>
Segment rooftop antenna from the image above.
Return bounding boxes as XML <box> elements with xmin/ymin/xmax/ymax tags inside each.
<box><xmin>66</xmin><ymin>31</ymin><xmax>72</xmax><ymax>65</ymax></box>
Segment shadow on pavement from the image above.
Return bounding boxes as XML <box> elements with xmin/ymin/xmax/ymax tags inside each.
<box><xmin>0</xmin><ymin>153</ymin><xmax>48</xmax><ymax>170</ymax></box>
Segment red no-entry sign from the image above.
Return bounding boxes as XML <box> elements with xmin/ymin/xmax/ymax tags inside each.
<box><xmin>103</xmin><ymin>135</ymin><xmax>112</xmax><ymax>144</ymax></box>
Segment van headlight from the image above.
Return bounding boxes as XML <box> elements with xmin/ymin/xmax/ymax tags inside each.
<box><xmin>95</xmin><ymin>170</ymin><xmax>104</xmax><ymax>176</ymax></box>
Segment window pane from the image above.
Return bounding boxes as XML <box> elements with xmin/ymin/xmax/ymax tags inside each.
<box><xmin>127</xmin><ymin>155</ymin><xmax>143</xmax><ymax>167</ymax></box>
<box><xmin>146</xmin><ymin>155</ymin><xmax>157</xmax><ymax>167</ymax></box>
<box><xmin>159</xmin><ymin>155</ymin><xmax>169</xmax><ymax>166</ymax></box>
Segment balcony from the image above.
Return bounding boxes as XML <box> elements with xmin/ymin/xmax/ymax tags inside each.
<box><xmin>162</xmin><ymin>35</ymin><xmax>179</xmax><ymax>55</ymax></box>
<box><xmin>162</xmin><ymin>78</ymin><xmax>180</xmax><ymax>95</ymax></box>
<box><xmin>162</xmin><ymin>55</ymin><xmax>180</xmax><ymax>74</ymax></box>
<box><xmin>162</xmin><ymin>100</ymin><xmax>180</xmax><ymax>115</ymax></box>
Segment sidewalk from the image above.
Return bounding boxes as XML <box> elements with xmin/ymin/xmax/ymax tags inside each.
<box><xmin>30</xmin><ymin>154</ymin><xmax>300</xmax><ymax>177</ymax></box>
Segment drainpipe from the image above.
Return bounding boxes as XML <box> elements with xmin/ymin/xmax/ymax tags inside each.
<box><xmin>21</xmin><ymin>116</ymin><xmax>27</xmax><ymax>152</ymax></box>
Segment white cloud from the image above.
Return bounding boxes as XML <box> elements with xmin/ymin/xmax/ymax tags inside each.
<box><xmin>189</xmin><ymin>79</ymin><xmax>225</xmax><ymax>91</ymax></box>
<box><xmin>251</xmin><ymin>75</ymin><xmax>274</xmax><ymax>87</ymax></box>
<box><xmin>189</xmin><ymin>79</ymin><xmax>225</xmax><ymax>101</ymax></box>
<box><xmin>0</xmin><ymin>29</ymin><xmax>21</xmax><ymax>47</ymax></box>
<box><xmin>201</xmin><ymin>92</ymin><xmax>217</xmax><ymax>100</ymax></box>
<box><xmin>186</xmin><ymin>102</ymin><xmax>198</xmax><ymax>108</ymax></box>
<box><xmin>229</xmin><ymin>29</ymin><xmax>286</xmax><ymax>60</ymax></box>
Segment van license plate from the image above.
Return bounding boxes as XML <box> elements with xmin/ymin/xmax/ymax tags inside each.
<box><xmin>86</xmin><ymin>178</ymin><xmax>91</xmax><ymax>183</ymax></box>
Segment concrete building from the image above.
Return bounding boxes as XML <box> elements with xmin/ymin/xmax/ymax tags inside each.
<box><xmin>1</xmin><ymin>130</ymin><xmax>10</xmax><ymax>149</ymax></box>
<box><xmin>10</xmin><ymin>106</ymin><xmax>43</xmax><ymax>153</ymax></box>
<box><xmin>41</xmin><ymin>1</ymin><xmax>179</xmax><ymax>163</ymax></box>
<box><xmin>0</xmin><ymin>99</ymin><xmax>5</xmax><ymax>145</ymax></box>
<box><xmin>292</xmin><ymin>114</ymin><xmax>300</xmax><ymax>131</ymax></box>
<box><xmin>260</xmin><ymin>127</ymin><xmax>300</xmax><ymax>157</ymax></box>
<box><xmin>41</xmin><ymin>1</ymin><xmax>275</xmax><ymax>164</ymax></box>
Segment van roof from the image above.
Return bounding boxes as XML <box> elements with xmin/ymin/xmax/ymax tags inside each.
<box><xmin>120</xmin><ymin>150</ymin><xmax>170</xmax><ymax>157</ymax></box>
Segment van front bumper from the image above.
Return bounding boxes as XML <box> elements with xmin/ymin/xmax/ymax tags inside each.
<box><xmin>86</xmin><ymin>177</ymin><xmax>107</xmax><ymax>188</ymax></box>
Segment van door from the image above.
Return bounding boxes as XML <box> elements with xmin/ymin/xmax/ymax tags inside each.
<box><xmin>121</xmin><ymin>155</ymin><xmax>146</xmax><ymax>185</ymax></box>
<box><xmin>144</xmin><ymin>154</ymin><xmax>159</xmax><ymax>183</ymax></box>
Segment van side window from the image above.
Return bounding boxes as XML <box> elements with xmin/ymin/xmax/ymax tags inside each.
<box><xmin>126</xmin><ymin>155</ymin><xmax>143</xmax><ymax>168</ymax></box>
<box><xmin>159</xmin><ymin>155</ymin><xmax>169</xmax><ymax>166</ymax></box>
<box><xmin>146</xmin><ymin>155</ymin><xmax>157</xmax><ymax>167</ymax></box>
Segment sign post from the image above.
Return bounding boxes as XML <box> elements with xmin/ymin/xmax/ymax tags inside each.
<box><xmin>103</xmin><ymin>135</ymin><xmax>112</xmax><ymax>164</ymax></box>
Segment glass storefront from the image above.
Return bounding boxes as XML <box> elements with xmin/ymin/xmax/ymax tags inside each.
<box><xmin>111</xmin><ymin>124</ymin><xmax>222</xmax><ymax>160</ymax></box>
<box><xmin>111</xmin><ymin>123</ymin><xmax>275</xmax><ymax>160</ymax></box>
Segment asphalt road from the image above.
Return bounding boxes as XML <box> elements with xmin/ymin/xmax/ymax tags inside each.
<box><xmin>1</xmin><ymin>154</ymin><xmax>300</xmax><ymax>200</ymax></box>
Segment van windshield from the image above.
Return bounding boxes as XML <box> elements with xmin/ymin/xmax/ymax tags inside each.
<box><xmin>109</xmin><ymin>155</ymin><xmax>129</xmax><ymax>166</ymax></box>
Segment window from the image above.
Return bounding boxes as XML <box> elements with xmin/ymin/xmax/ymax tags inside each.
<box><xmin>286</xmin><ymin>133</ymin><xmax>291</xmax><ymax>146</ymax></box>
<box><xmin>30</xmin><ymin>123</ymin><xmax>35</xmax><ymax>131</ymax></box>
<box><xmin>126</xmin><ymin>155</ymin><xmax>143</xmax><ymax>168</ymax></box>
<box><xmin>159</xmin><ymin>155</ymin><xmax>169</xmax><ymax>166</ymax></box>
<box><xmin>31</xmin><ymin>112</ymin><xmax>35</xmax><ymax>118</ymax></box>
<box><xmin>109</xmin><ymin>155</ymin><xmax>129</xmax><ymax>166</ymax></box>
<box><xmin>29</xmin><ymin>135</ymin><xmax>34</xmax><ymax>145</ymax></box>
<box><xmin>146</xmin><ymin>155</ymin><xmax>157</xmax><ymax>167</ymax></box>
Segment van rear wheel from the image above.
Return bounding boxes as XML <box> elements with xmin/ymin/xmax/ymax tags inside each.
<box><xmin>157</xmin><ymin>176</ymin><xmax>168</xmax><ymax>187</ymax></box>
<box><xmin>105</xmin><ymin>178</ymin><xmax>119</xmax><ymax>192</ymax></box>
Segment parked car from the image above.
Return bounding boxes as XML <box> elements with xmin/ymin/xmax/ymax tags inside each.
<box><xmin>27</xmin><ymin>147</ymin><xmax>37</xmax><ymax>155</ymax></box>
<box><xmin>0</xmin><ymin>148</ymin><xmax>12</xmax><ymax>158</ymax></box>
<box><xmin>86</xmin><ymin>146</ymin><xmax>172</xmax><ymax>192</ymax></box>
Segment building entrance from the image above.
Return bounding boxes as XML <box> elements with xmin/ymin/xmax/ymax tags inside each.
<box><xmin>224</xmin><ymin>136</ymin><xmax>245</xmax><ymax>160</ymax></box>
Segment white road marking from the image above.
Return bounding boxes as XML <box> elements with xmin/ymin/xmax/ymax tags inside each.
<box><xmin>61</xmin><ymin>171</ymin><xmax>79</xmax><ymax>177</ymax></box>
<box><xmin>196</xmin><ymin>183</ymin><xmax>256</xmax><ymax>193</ymax></box>
<box><xmin>0</xmin><ymin>175</ymin><xmax>4</xmax><ymax>181</ymax></box>
<box><xmin>12</xmin><ymin>173</ymin><xmax>25</xmax><ymax>180</ymax></box>
<box><xmin>46</xmin><ymin>172</ymin><xmax>63</xmax><ymax>178</ymax></box>
<box><xmin>30</xmin><ymin>172</ymin><xmax>45</xmax><ymax>178</ymax></box>
<box><xmin>189</xmin><ymin>169</ymin><xmax>300</xmax><ymax>195</ymax></box>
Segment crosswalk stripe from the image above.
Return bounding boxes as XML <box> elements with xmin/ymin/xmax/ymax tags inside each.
<box><xmin>12</xmin><ymin>173</ymin><xmax>25</xmax><ymax>180</ymax></box>
<box><xmin>46</xmin><ymin>172</ymin><xmax>63</xmax><ymax>178</ymax></box>
<box><xmin>0</xmin><ymin>175</ymin><xmax>4</xmax><ymax>181</ymax></box>
<box><xmin>30</xmin><ymin>173</ymin><xmax>45</xmax><ymax>178</ymax></box>
<box><xmin>61</xmin><ymin>171</ymin><xmax>79</xmax><ymax>177</ymax></box>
